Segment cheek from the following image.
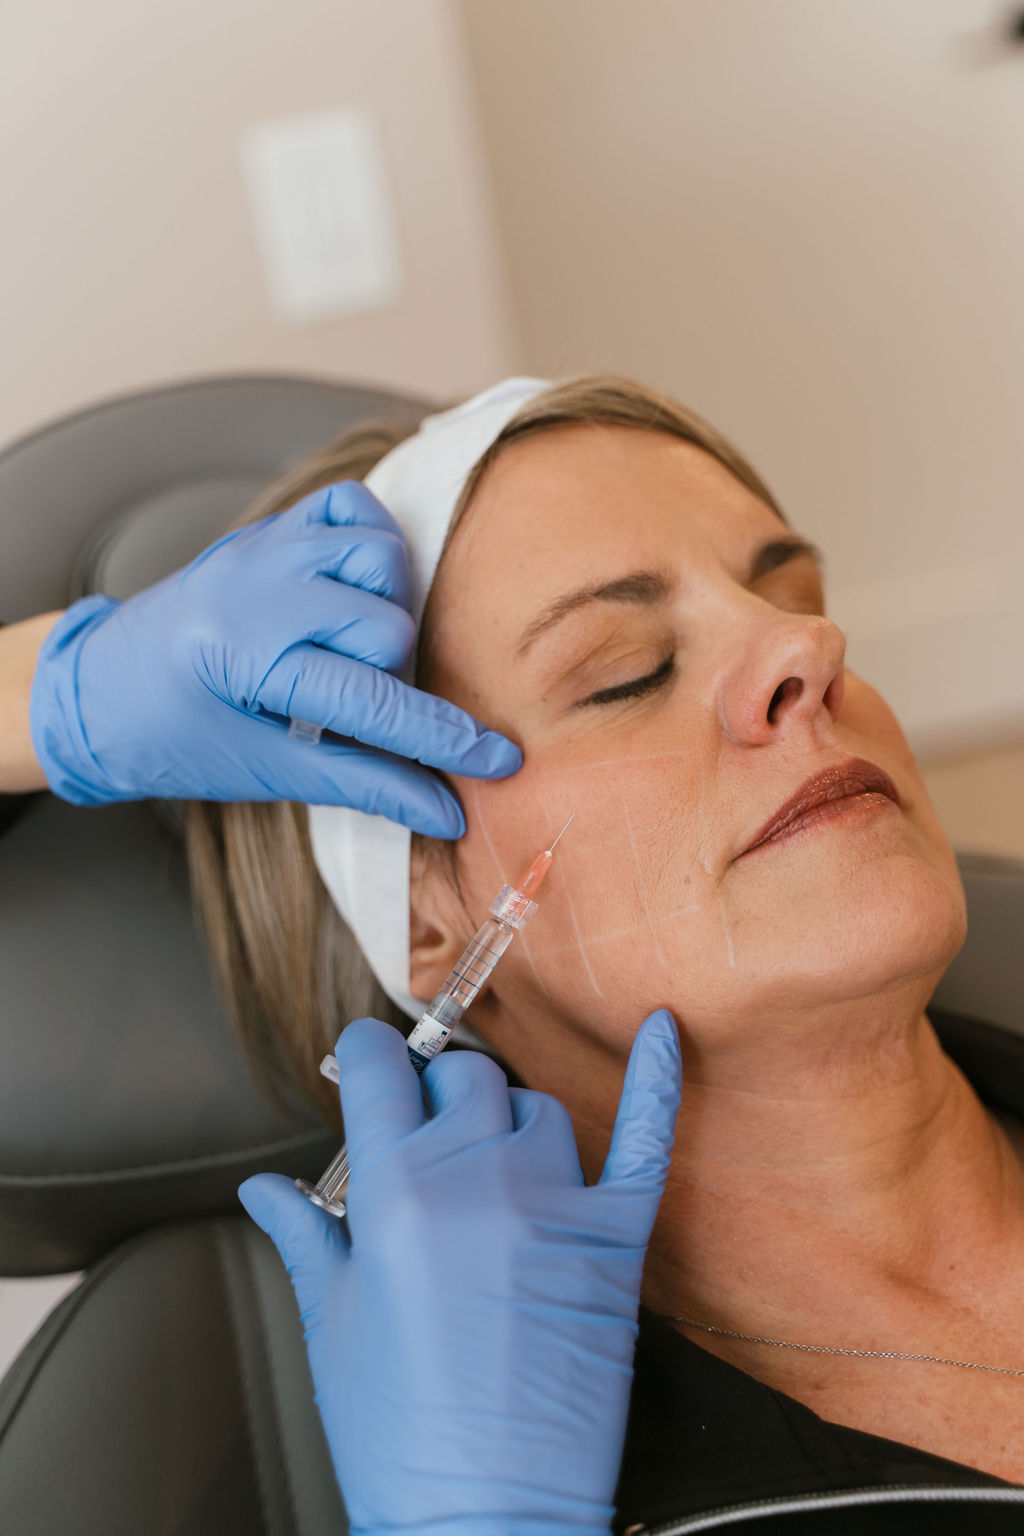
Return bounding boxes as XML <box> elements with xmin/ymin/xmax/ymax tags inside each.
<box><xmin>451</xmin><ymin>745</ymin><xmax>727</xmax><ymax>1007</ymax></box>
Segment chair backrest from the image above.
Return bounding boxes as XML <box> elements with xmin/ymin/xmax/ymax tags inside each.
<box><xmin>0</xmin><ymin>375</ymin><xmax>431</xmax><ymax>1277</ymax></box>
<box><xmin>0</xmin><ymin>372</ymin><xmax>429</xmax><ymax>620</ymax></box>
<box><xmin>932</xmin><ymin>850</ymin><xmax>1024</xmax><ymax>1037</ymax></box>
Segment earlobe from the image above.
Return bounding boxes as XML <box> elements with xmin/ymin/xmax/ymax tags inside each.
<box><xmin>408</xmin><ymin>846</ymin><xmax>465</xmax><ymax>1003</ymax></box>
<box><xmin>408</xmin><ymin>904</ymin><xmax>464</xmax><ymax>1003</ymax></box>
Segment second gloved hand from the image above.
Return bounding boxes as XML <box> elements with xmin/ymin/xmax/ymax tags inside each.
<box><xmin>28</xmin><ymin>482</ymin><xmax>519</xmax><ymax>834</ymax></box>
<box><xmin>240</xmin><ymin>1010</ymin><xmax>682</xmax><ymax>1536</ymax></box>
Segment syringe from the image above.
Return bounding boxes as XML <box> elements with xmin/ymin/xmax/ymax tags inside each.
<box><xmin>295</xmin><ymin>813</ymin><xmax>574</xmax><ymax>1218</ymax></box>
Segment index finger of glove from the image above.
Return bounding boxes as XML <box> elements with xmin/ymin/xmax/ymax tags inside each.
<box><xmin>262</xmin><ymin>649</ymin><xmax>523</xmax><ymax>780</ymax></box>
<box><xmin>335</xmin><ymin>1017</ymin><xmax>426</xmax><ymax>1172</ymax></box>
<box><xmin>283</xmin><ymin>481</ymin><xmax>405</xmax><ymax>542</ymax></box>
<box><xmin>599</xmin><ymin>1009</ymin><xmax>682</xmax><ymax>1195</ymax></box>
<box><xmin>419</xmin><ymin>1049</ymin><xmax>515</xmax><ymax>1152</ymax></box>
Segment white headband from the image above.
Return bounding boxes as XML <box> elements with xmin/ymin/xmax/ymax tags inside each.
<box><xmin>307</xmin><ymin>377</ymin><xmax>550</xmax><ymax>1034</ymax></box>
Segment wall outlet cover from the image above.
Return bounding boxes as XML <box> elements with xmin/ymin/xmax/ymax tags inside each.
<box><xmin>241</xmin><ymin>108</ymin><xmax>404</xmax><ymax>326</ymax></box>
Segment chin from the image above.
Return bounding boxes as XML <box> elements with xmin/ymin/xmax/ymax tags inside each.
<box><xmin>760</xmin><ymin>849</ymin><xmax>967</xmax><ymax>1008</ymax></box>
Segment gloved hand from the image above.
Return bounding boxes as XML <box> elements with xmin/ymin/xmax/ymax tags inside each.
<box><xmin>29</xmin><ymin>482</ymin><xmax>519</xmax><ymax>835</ymax></box>
<box><xmin>240</xmin><ymin>1010</ymin><xmax>682</xmax><ymax>1536</ymax></box>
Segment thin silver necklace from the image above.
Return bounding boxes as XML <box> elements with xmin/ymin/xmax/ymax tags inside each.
<box><xmin>669</xmin><ymin>1316</ymin><xmax>1024</xmax><ymax>1380</ymax></box>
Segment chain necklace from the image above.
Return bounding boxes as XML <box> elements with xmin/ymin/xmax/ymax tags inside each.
<box><xmin>668</xmin><ymin>1316</ymin><xmax>1024</xmax><ymax>1380</ymax></box>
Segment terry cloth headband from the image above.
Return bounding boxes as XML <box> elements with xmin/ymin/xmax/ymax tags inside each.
<box><xmin>307</xmin><ymin>377</ymin><xmax>550</xmax><ymax>1034</ymax></box>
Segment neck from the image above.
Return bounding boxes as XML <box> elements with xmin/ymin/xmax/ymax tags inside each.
<box><xmin>492</xmin><ymin>986</ymin><xmax>1024</xmax><ymax>1344</ymax></box>
<box><xmin>656</xmin><ymin>1011</ymin><xmax>1024</xmax><ymax>1332</ymax></box>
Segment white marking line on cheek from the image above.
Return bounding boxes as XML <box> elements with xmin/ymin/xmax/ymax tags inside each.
<box><xmin>562</xmin><ymin>884</ymin><xmax>605</xmax><ymax>999</ymax></box>
<box><xmin>528</xmin><ymin>923</ymin><xmax>643</xmax><ymax>960</ymax></box>
<box><xmin>621</xmin><ymin>798</ymin><xmax>668</xmax><ymax>967</ymax></box>
<box><xmin>470</xmin><ymin>782</ymin><xmax>508</xmax><ymax>884</ymax></box>
<box><xmin>526</xmin><ymin>904</ymin><xmax>703</xmax><ymax>962</ymax></box>
<box><xmin>568</xmin><ymin>748</ymin><xmax>691</xmax><ymax>774</ymax></box>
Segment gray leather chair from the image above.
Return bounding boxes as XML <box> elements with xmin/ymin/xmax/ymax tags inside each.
<box><xmin>0</xmin><ymin>375</ymin><xmax>1022</xmax><ymax>1535</ymax></box>
<box><xmin>0</xmin><ymin>375</ymin><xmax>430</xmax><ymax>1536</ymax></box>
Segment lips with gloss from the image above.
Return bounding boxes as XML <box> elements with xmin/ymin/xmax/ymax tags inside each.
<box><xmin>740</xmin><ymin>759</ymin><xmax>900</xmax><ymax>857</ymax></box>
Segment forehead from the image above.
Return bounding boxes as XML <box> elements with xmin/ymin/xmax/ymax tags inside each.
<box><xmin>438</xmin><ymin>422</ymin><xmax>785</xmax><ymax>601</ymax></box>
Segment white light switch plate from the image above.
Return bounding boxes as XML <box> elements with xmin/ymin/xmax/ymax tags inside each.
<box><xmin>241</xmin><ymin>108</ymin><xmax>404</xmax><ymax>325</ymax></box>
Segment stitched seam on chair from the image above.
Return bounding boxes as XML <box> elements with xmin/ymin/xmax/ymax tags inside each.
<box><xmin>214</xmin><ymin>1221</ymin><xmax>296</xmax><ymax>1536</ymax></box>
<box><xmin>0</xmin><ymin>1232</ymin><xmax>146</xmax><ymax>1447</ymax></box>
<box><xmin>0</xmin><ymin>1129</ymin><xmax>333</xmax><ymax>1185</ymax></box>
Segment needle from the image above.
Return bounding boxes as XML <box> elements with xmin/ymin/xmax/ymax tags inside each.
<box><xmin>547</xmin><ymin>810</ymin><xmax>576</xmax><ymax>853</ymax></box>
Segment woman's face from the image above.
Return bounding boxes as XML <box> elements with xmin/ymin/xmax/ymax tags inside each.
<box><xmin>417</xmin><ymin>423</ymin><xmax>966</xmax><ymax>1065</ymax></box>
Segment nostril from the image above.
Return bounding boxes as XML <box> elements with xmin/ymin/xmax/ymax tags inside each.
<box><xmin>767</xmin><ymin>676</ymin><xmax>803</xmax><ymax>723</ymax></box>
<box><xmin>823</xmin><ymin>672</ymin><xmax>845</xmax><ymax>716</ymax></box>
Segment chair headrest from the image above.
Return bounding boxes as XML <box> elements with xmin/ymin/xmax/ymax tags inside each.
<box><xmin>70</xmin><ymin>475</ymin><xmax>270</xmax><ymax>601</ymax></box>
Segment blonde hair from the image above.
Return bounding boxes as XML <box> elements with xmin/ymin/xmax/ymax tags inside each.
<box><xmin>184</xmin><ymin>376</ymin><xmax>785</xmax><ymax>1127</ymax></box>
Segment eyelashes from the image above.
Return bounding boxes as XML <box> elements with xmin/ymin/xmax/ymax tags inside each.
<box><xmin>576</xmin><ymin>653</ymin><xmax>676</xmax><ymax>708</ymax></box>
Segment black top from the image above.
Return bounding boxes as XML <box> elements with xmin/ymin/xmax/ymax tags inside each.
<box><xmin>613</xmin><ymin>1008</ymin><xmax>1024</xmax><ymax>1534</ymax></box>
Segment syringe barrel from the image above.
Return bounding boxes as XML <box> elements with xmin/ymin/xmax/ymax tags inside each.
<box><xmin>298</xmin><ymin>883</ymin><xmax>540</xmax><ymax>1217</ymax></box>
<box><xmin>435</xmin><ymin>912</ymin><xmax>517</xmax><ymax>1011</ymax></box>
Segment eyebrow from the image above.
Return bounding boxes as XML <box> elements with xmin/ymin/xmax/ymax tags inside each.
<box><xmin>514</xmin><ymin>536</ymin><xmax>824</xmax><ymax>657</ymax></box>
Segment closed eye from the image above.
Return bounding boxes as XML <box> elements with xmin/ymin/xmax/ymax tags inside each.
<box><xmin>575</xmin><ymin>653</ymin><xmax>676</xmax><ymax>708</ymax></box>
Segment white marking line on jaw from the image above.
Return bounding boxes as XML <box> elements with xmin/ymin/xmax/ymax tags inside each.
<box><xmin>621</xmin><ymin>798</ymin><xmax>668</xmax><ymax>967</ymax></box>
<box><xmin>715</xmin><ymin>887</ymin><xmax>736</xmax><ymax>970</ymax></box>
<box><xmin>562</xmin><ymin>883</ymin><xmax>605</xmax><ymax>999</ymax></box>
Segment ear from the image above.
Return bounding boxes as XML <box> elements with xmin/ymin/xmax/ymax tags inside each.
<box><xmin>408</xmin><ymin>841</ymin><xmax>466</xmax><ymax>1005</ymax></box>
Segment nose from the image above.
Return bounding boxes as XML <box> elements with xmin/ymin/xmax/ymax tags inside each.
<box><xmin>717</xmin><ymin>613</ymin><xmax>847</xmax><ymax>746</ymax></box>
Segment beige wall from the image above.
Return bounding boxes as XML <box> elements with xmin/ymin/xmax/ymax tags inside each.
<box><xmin>921</xmin><ymin>744</ymin><xmax>1024</xmax><ymax>864</ymax></box>
<box><xmin>458</xmin><ymin>0</ymin><xmax>1024</xmax><ymax>773</ymax></box>
<box><xmin>0</xmin><ymin>0</ymin><xmax>515</xmax><ymax>445</ymax></box>
<box><xmin>2</xmin><ymin>0</ymin><xmax>1021</xmax><ymax>859</ymax></box>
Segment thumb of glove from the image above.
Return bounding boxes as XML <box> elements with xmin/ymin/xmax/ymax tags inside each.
<box><xmin>238</xmin><ymin>1173</ymin><xmax>349</xmax><ymax>1316</ymax></box>
<box><xmin>599</xmin><ymin>1007</ymin><xmax>682</xmax><ymax>1196</ymax></box>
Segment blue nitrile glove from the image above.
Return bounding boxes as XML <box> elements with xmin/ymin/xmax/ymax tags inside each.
<box><xmin>239</xmin><ymin>1009</ymin><xmax>682</xmax><ymax>1536</ymax></box>
<box><xmin>28</xmin><ymin>481</ymin><xmax>520</xmax><ymax>836</ymax></box>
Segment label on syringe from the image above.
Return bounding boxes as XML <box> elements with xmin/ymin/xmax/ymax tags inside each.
<box><xmin>318</xmin><ymin>1014</ymin><xmax>453</xmax><ymax>1084</ymax></box>
<box><xmin>406</xmin><ymin>1012</ymin><xmax>452</xmax><ymax>1075</ymax></box>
